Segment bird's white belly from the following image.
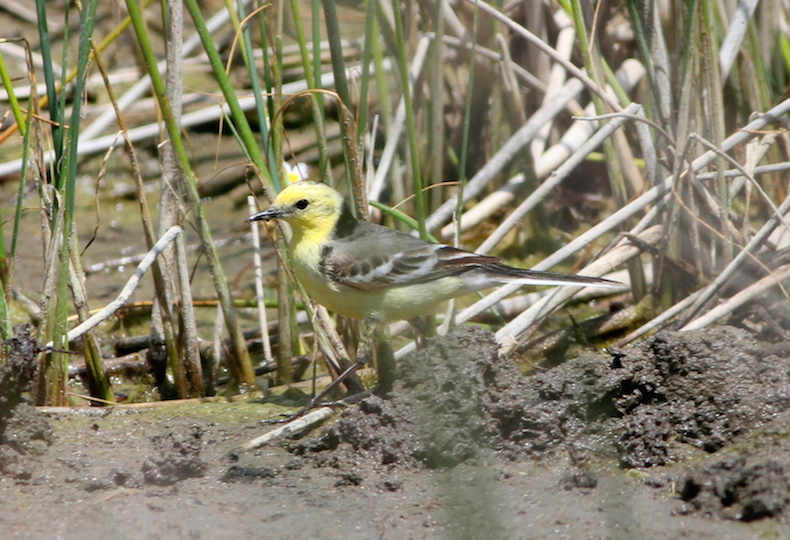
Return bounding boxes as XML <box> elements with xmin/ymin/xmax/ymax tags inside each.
<box><xmin>295</xmin><ymin>265</ymin><xmax>467</xmax><ymax>322</ymax></box>
<box><xmin>291</xmin><ymin>258</ymin><xmax>379</xmax><ymax>320</ymax></box>
<box><xmin>379</xmin><ymin>278</ymin><xmax>468</xmax><ymax>321</ymax></box>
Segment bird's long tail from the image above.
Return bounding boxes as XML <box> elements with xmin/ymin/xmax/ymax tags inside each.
<box><xmin>486</xmin><ymin>264</ymin><xmax>622</xmax><ymax>289</ymax></box>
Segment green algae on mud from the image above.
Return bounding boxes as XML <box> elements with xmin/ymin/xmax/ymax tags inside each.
<box><xmin>110</xmin><ymin>399</ymin><xmax>303</xmax><ymax>426</ymax></box>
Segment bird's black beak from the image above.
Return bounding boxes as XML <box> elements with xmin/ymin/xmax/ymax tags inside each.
<box><xmin>247</xmin><ymin>206</ymin><xmax>288</xmax><ymax>222</ymax></box>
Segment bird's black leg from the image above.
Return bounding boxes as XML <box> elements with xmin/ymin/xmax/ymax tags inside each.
<box><xmin>357</xmin><ymin>318</ymin><xmax>395</xmax><ymax>394</ymax></box>
<box><xmin>374</xmin><ymin>334</ymin><xmax>396</xmax><ymax>394</ymax></box>
<box><xmin>302</xmin><ymin>319</ymin><xmax>386</xmax><ymax>408</ymax></box>
<box><xmin>303</xmin><ymin>352</ymin><xmax>368</xmax><ymax>411</ymax></box>
<box><xmin>286</xmin><ymin>320</ymin><xmax>395</xmax><ymax>418</ymax></box>
<box><xmin>408</xmin><ymin>317</ymin><xmax>432</xmax><ymax>348</ymax></box>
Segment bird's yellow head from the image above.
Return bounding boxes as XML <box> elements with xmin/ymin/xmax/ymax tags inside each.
<box><xmin>248</xmin><ymin>181</ymin><xmax>346</xmax><ymax>243</ymax></box>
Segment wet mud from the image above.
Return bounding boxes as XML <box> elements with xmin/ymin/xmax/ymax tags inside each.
<box><xmin>298</xmin><ymin>325</ymin><xmax>790</xmax><ymax>467</ymax></box>
<box><xmin>292</xmin><ymin>325</ymin><xmax>790</xmax><ymax>528</ymax></box>
<box><xmin>2</xmin><ymin>324</ymin><xmax>790</xmax><ymax>538</ymax></box>
<box><xmin>0</xmin><ymin>325</ymin><xmax>53</xmax><ymax>480</ymax></box>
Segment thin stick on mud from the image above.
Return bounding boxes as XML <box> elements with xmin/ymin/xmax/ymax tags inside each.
<box><xmin>238</xmin><ymin>407</ymin><xmax>335</xmax><ymax>452</ymax></box>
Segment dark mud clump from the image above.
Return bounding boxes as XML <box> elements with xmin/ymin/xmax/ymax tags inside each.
<box><xmin>294</xmin><ymin>325</ymin><xmax>790</xmax><ymax>486</ymax></box>
<box><xmin>0</xmin><ymin>325</ymin><xmax>53</xmax><ymax>479</ymax></box>
<box><xmin>610</xmin><ymin>326</ymin><xmax>790</xmax><ymax>467</ymax></box>
<box><xmin>680</xmin><ymin>454</ymin><xmax>790</xmax><ymax>521</ymax></box>
<box><xmin>294</xmin><ymin>325</ymin><xmax>623</xmax><ymax>468</ymax></box>
<box><xmin>294</xmin><ymin>325</ymin><xmax>543</xmax><ymax>468</ymax></box>
<box><xmin>141</xmin><ymin>425</ymin><xmax>208</xmax><ymax>485</ymax></box>
<box><xmin>678</xmin><ymin>411</ymin><xmax>790</xmax><ymax>522</ymax></box>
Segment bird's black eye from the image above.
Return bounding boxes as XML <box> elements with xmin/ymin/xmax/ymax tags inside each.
<box><xmin>295</xmin><ymin>199</ymin><xmax>309</xmax><ymax>210</ymax></box>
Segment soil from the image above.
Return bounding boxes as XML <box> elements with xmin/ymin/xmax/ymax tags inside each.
<box><xmin>2</xmin><ymin>325</ymin><xmax>790</xmax><ymax>539</ymax></box>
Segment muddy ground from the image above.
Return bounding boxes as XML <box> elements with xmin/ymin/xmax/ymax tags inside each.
<box><xmin>1</xmin><ymin>325</ymin><xmax>790</xmax><ymax>539</ymax></box>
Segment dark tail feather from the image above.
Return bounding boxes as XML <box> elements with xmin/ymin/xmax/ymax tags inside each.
<box><xmin>486</xmin><ymin>263</ymin><xmax>622</xmax><ymax>289</ymax></box>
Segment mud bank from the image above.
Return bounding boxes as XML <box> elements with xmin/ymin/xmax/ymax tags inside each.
<box><xmin>1</xmin><ymin>325</ymin><xmax>790</xmax><ymax>538</ymax></box>
<box><xmin>297</xmin><ymin>326</ymin><xmax>790</xmax><ymax>471</ymax></box>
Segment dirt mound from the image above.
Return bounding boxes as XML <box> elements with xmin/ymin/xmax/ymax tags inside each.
<box><xmin>610</xmin><ymin>326</ymin><xmax>790</xmax><ymax>467</ymax></box>
<box><xmin>293</xmin><ymin>325</ymin><xmax>616</xmax><ymax>467</ymax></box>
<box><xmin>288</xmin><ymin>324</ymin><xmax>790</xmax><ymax>525</ymax></box>
<box><xmin>295</xmin><ymin>325</ymin><xmax>790</xmax><ymax>476</ymax></box>
<box><xmin>677</xmin><ymin>411</ymin><xmax>790</xmax><ymax>522</ymax></box>
<box><xmin>294</xmin><ymin>325</ymin><xmax>556</xmax><ymax>468</ymax></box>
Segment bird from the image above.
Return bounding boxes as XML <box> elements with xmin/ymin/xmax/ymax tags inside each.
<box><xmin>248</xmin><ymin>181</ymin><xmax>620</xmax><ymax>325</ymax></box>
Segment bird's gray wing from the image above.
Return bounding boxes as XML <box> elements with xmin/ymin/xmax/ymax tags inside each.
<box><xmin>321</xmin><ymin>220</ymin><xmax>500</xmax><ymax>291</ymax></box>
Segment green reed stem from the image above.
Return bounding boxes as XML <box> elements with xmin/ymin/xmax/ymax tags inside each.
<box><xmin>390</xmin><ymin>2</ymin><xmax>426</xmax><ymax>238</ymax></box>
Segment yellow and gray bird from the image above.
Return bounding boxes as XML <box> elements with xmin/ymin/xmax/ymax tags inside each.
<box><xmin>248</xmin><ymin>181</ymin><xmax>619</xmax><ymax>324</ymax></box>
